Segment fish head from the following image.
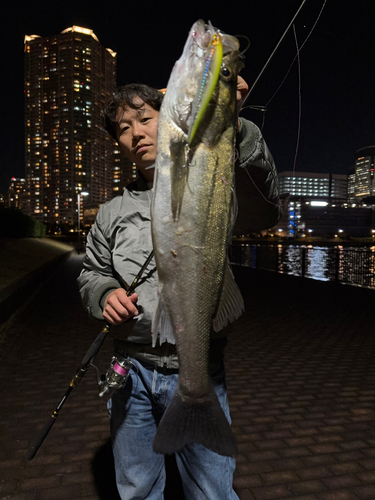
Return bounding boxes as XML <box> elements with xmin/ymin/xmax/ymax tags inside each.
<box><xmin>162</xmin><ymin>20</ymin><xmax>245</xmax><ymax>147</ymax></box>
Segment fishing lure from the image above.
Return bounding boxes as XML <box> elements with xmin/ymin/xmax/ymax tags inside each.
<box><xmin>187</xmin><ymin>31</ymin><xmax>223</xmax><ymax>144</ymax></box>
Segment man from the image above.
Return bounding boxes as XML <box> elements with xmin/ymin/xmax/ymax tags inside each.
<box><xmin>77</xmin><ymin>78</ymin><xmax>280</xmax><ymax>500</ymax></box>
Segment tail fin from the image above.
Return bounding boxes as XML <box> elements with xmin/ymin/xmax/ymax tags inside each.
<box><xmin>153</xmin><ymin>389</ymin><xmax>237</xmax><ymax>457</ymax></box>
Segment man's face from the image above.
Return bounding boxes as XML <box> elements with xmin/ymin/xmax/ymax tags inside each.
<box><xmin>116</xmin><ymin>99</ymin><xmax>159</xmax><ymax>181</ymax></box>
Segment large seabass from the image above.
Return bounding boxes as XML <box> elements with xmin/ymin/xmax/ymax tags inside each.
<box><xmin>151</xmin><ymin>20</ymin><xmax>244</xmax><ymax>457</ymax></box>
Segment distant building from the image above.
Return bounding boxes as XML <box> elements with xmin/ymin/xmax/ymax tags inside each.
<box><xmin>353</xmin><ymin>146</ymin><xmax>375</xmax><ymax>204</ymax></box>
<box><xmin>347</xmin><ymin>166</ymin><xmax>356</xmax><ymax>205</ymax></box>
<box><xmin>274</xmin><ymin>198</ymin><xmax>373</xmax><ymax>238</ymax></box>
<box><xmin>6</xmin><ymin>177</ymin><xmax>28</xmax><ymax>211</ymax></box>
<box><xmin>112</xmin><ymin>153</ymin><xmax>137</xmax><ymax>197</ymax></box>
<box><xmin>301</xmin><ymin>204</ymin><xmax>372</xmax><ymax>237</ymax></box>
<box><xmin>24</xmin><ymin>26</ymin><xmax>117</xmax><ymax>225</ymax></box>
<box><xmin>273</xmin><ymin>171</ymin><xmax>375</xmax><ymax>237</ymax></box>
<box><xmin>278</xmin><ymin>171</ymin><xmax>348</xmax><ymax>202</ymax></box>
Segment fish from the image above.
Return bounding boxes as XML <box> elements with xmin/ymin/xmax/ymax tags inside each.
<box><xmin>151</xmin><ymin>20</ymin><xmax>245</xmax><ymax>457</ymax></box>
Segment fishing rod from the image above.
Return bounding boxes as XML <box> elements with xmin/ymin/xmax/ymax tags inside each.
<box><xmin>241</xmin><ymin>0</ymin><xmax>308</xmax><ymax>108</ymax></box>
<box><xmin>25</xmin><ymin>249</ymin><xmax>154</xmax><ymax>461</ymax></box>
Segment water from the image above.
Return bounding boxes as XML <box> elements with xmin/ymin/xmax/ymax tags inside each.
<box><xmin>230</xmin><ymin>244</ymin><xmax>375</xmax><ymax>290</ymax></box>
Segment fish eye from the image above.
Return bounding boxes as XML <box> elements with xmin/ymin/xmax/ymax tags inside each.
<box><xmin>220</xmin><ymin>66</ymin><xmax>232</xmax><ymax>80</ymax></box>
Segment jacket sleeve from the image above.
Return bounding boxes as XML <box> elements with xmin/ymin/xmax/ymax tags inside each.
<box><xmin>235</xmin><ymin>118</ymin><xmax>281</xmax><ymax>233</ymax></box>
<box><xmin>77</xmin><ymin>208</ymin><xmax>121</xmax><ymax>320</ymax></box>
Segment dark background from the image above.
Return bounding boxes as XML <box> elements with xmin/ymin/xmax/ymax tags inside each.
<box><xmin>1</xmin><ymin>0</ymin><xmax>374</xmax><ymax>193</ymax></box>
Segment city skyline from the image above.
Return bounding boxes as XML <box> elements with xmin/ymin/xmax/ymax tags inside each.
<box><xmin>1</xmin><ymin>0</ymin><xmax>374</xmax><ymax>194</ymax></box>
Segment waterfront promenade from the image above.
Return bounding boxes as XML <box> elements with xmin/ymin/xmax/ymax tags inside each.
<box><xmin>1</xmin><ymin>247</ymin><xmax>375</xmax><ymax>499</ymax></box>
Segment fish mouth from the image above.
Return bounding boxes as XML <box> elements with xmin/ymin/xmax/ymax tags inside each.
<box><xmin>161</xmin><ymin>20</ymin><xmax>243</xmax><ymax>141</ymax></box>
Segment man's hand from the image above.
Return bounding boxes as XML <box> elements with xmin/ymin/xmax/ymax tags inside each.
<box><xmin>237</xmin><ymin>75</ymin><xmax>249</xmax><ymax>130</ymax></box>
<box><xmin>103</xmin><ymin>289</ymin><xmax>139</xmax><ymax>325</ymax></box>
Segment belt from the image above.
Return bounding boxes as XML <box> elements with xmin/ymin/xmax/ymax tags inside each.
<box><xmin>114</xmin><ymin>340</ymin><xmax>179</xmax><ymax>369</ymax></box>
<box><xmin>114</xmin><ymin>336</ymin><xmax>227</xmax><ymax>371</ymax></box>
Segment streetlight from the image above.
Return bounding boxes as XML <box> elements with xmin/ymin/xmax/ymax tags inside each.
<box><xmin>77</xmin><ymin>191</ymin><xmax>89</xmax><ymax>253</ymax></box>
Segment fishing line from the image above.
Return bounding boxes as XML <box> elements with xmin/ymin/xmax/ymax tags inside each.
<box><xmin>292</xmin><ymin>25</ymin><xmax>302</xmax><ymax>176</ymax></box>
<box><xmin>243</xmin><ymin>164</ymin><xmax>284</xmax><ymax>209</ymax></box>
<box><xmin>241</xmin><ymin>0</ymin><xmax>308</xmax><ymax>108</ymax></box>
<box><xmin>235</xmin><ymin>35</ymin><xmax>251</xmax><ymax>57</ymax></box>
<box><xmin>240</xmin><ymin>0</ymin><xmax>327</xmax><ymax>211</ymax></box>
<box><xmin>262</xmin><ymin>0</ymin><xmax>326</xmax><ymax>180</ymax></box>
<box><xmin>265</xmin><ymin>0</ymin><xmax>328</xmax><ymax>110</ymax></box>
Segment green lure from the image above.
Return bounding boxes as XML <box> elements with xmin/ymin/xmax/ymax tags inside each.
<box><xmin>187</xmin><ymin>33</ymin><xmax>223</xmax><ymax>145</ymax></box>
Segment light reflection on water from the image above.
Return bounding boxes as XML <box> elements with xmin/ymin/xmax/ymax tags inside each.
<box><xmin>305</xmin><ymin>246</ymin><xmax>330</xmax><ymax>281</ymax></box>
<box><xmin>230</xmin><ymin>244</ymin><xmax>375</xmax><ymax>289</ymax></box>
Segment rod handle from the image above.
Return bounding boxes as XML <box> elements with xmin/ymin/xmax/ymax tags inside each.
<box><xmin>25</xmin><ymin>414</ymin><xmax>57</xmax><ymax>461</ymax></box>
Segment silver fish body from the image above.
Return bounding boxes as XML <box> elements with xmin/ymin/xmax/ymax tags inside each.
<box><xmin>151</xmin><ymin>20</ymin><xmax>244</xmax><ymax>457</ymax></box>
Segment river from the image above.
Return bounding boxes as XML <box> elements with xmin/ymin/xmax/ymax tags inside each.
<box><xmin>230</xmin><ymin>244</ymin><xmax>375</xmax><ymax>290</ymax></box>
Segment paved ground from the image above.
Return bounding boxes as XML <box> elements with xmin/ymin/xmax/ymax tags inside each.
<box><xmin>0</xmin><ymin>238</ymin><xmax>73</xmax><ymax>326</ymax></box>
<box><xmin>1</xmin><ymin>253</ymin><xmax>375</xmax><ymax>499</ymax></box>
<box><xmin>0</xmin><ymin>238</ymin><xmax>73</xmax><ymax>293</ymax></box>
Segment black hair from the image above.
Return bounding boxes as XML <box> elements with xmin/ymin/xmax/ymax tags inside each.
<box><xmin>104</xmin><ymin>83</ymin><xmax>164</xmax><ymax>141</ymax></box>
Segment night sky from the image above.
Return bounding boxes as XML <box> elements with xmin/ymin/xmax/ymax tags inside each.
<box><xmin>1</xmin><ymin>0</ymin><xmax>374</xmax><ymax>194</ymax></box>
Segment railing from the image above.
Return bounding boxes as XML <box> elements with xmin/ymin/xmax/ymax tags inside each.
<box><xmin>229</xmin><ymin>243</ymin><xmax>375</xmax><ymax>290</ymax></box>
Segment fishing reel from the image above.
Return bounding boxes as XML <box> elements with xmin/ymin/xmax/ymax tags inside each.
<box><xmin>90</xmin><ymin>355</ymin><xmax>135</xmax><ymax>399</ymax></box>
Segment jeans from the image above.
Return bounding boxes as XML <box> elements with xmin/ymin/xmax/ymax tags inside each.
<box><xmin>107</xmin><ymin>357</ymin><xmax>239</xmax><ymax>500</ymax></box>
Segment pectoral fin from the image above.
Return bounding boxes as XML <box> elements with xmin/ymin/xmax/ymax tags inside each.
<box><xmin>152</xmin><ymin>293</ymin><xmax>176</xmax><ymax>347</ymax></box>
<box><xmin>212</xmin><ymin>260</ymin><xmax>244</xmax><ymax>332</ymax></box>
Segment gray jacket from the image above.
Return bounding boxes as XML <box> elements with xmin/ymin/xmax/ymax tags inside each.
<box><xmin>77</xmin><ymin>118</ymin><xmax>280</xmax><ymax>352</ymax></box>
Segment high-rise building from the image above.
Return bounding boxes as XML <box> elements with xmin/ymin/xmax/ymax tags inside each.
<box><xmin>347</xmin><ymin>166</ymin><xmax>356</xmax><ymax>205</ymax></box>
<box><xmin>7</xmin><ymin>177</ymin><xmax>28</xmax><ymax>210</ymax></box>
<box><xmin>24</xmin><ymin>26</ymin><xmax>117</xmax><ymax>225</ymax></box>
<box><xmin>112</xmin><ymin>152</ymin><xmax>137</xmax><ymax>197</ymax></box>
<box><xmin>353</xmin><ymin>146</ymin><xmax>375</xmax><ymax>203</ymax></box>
